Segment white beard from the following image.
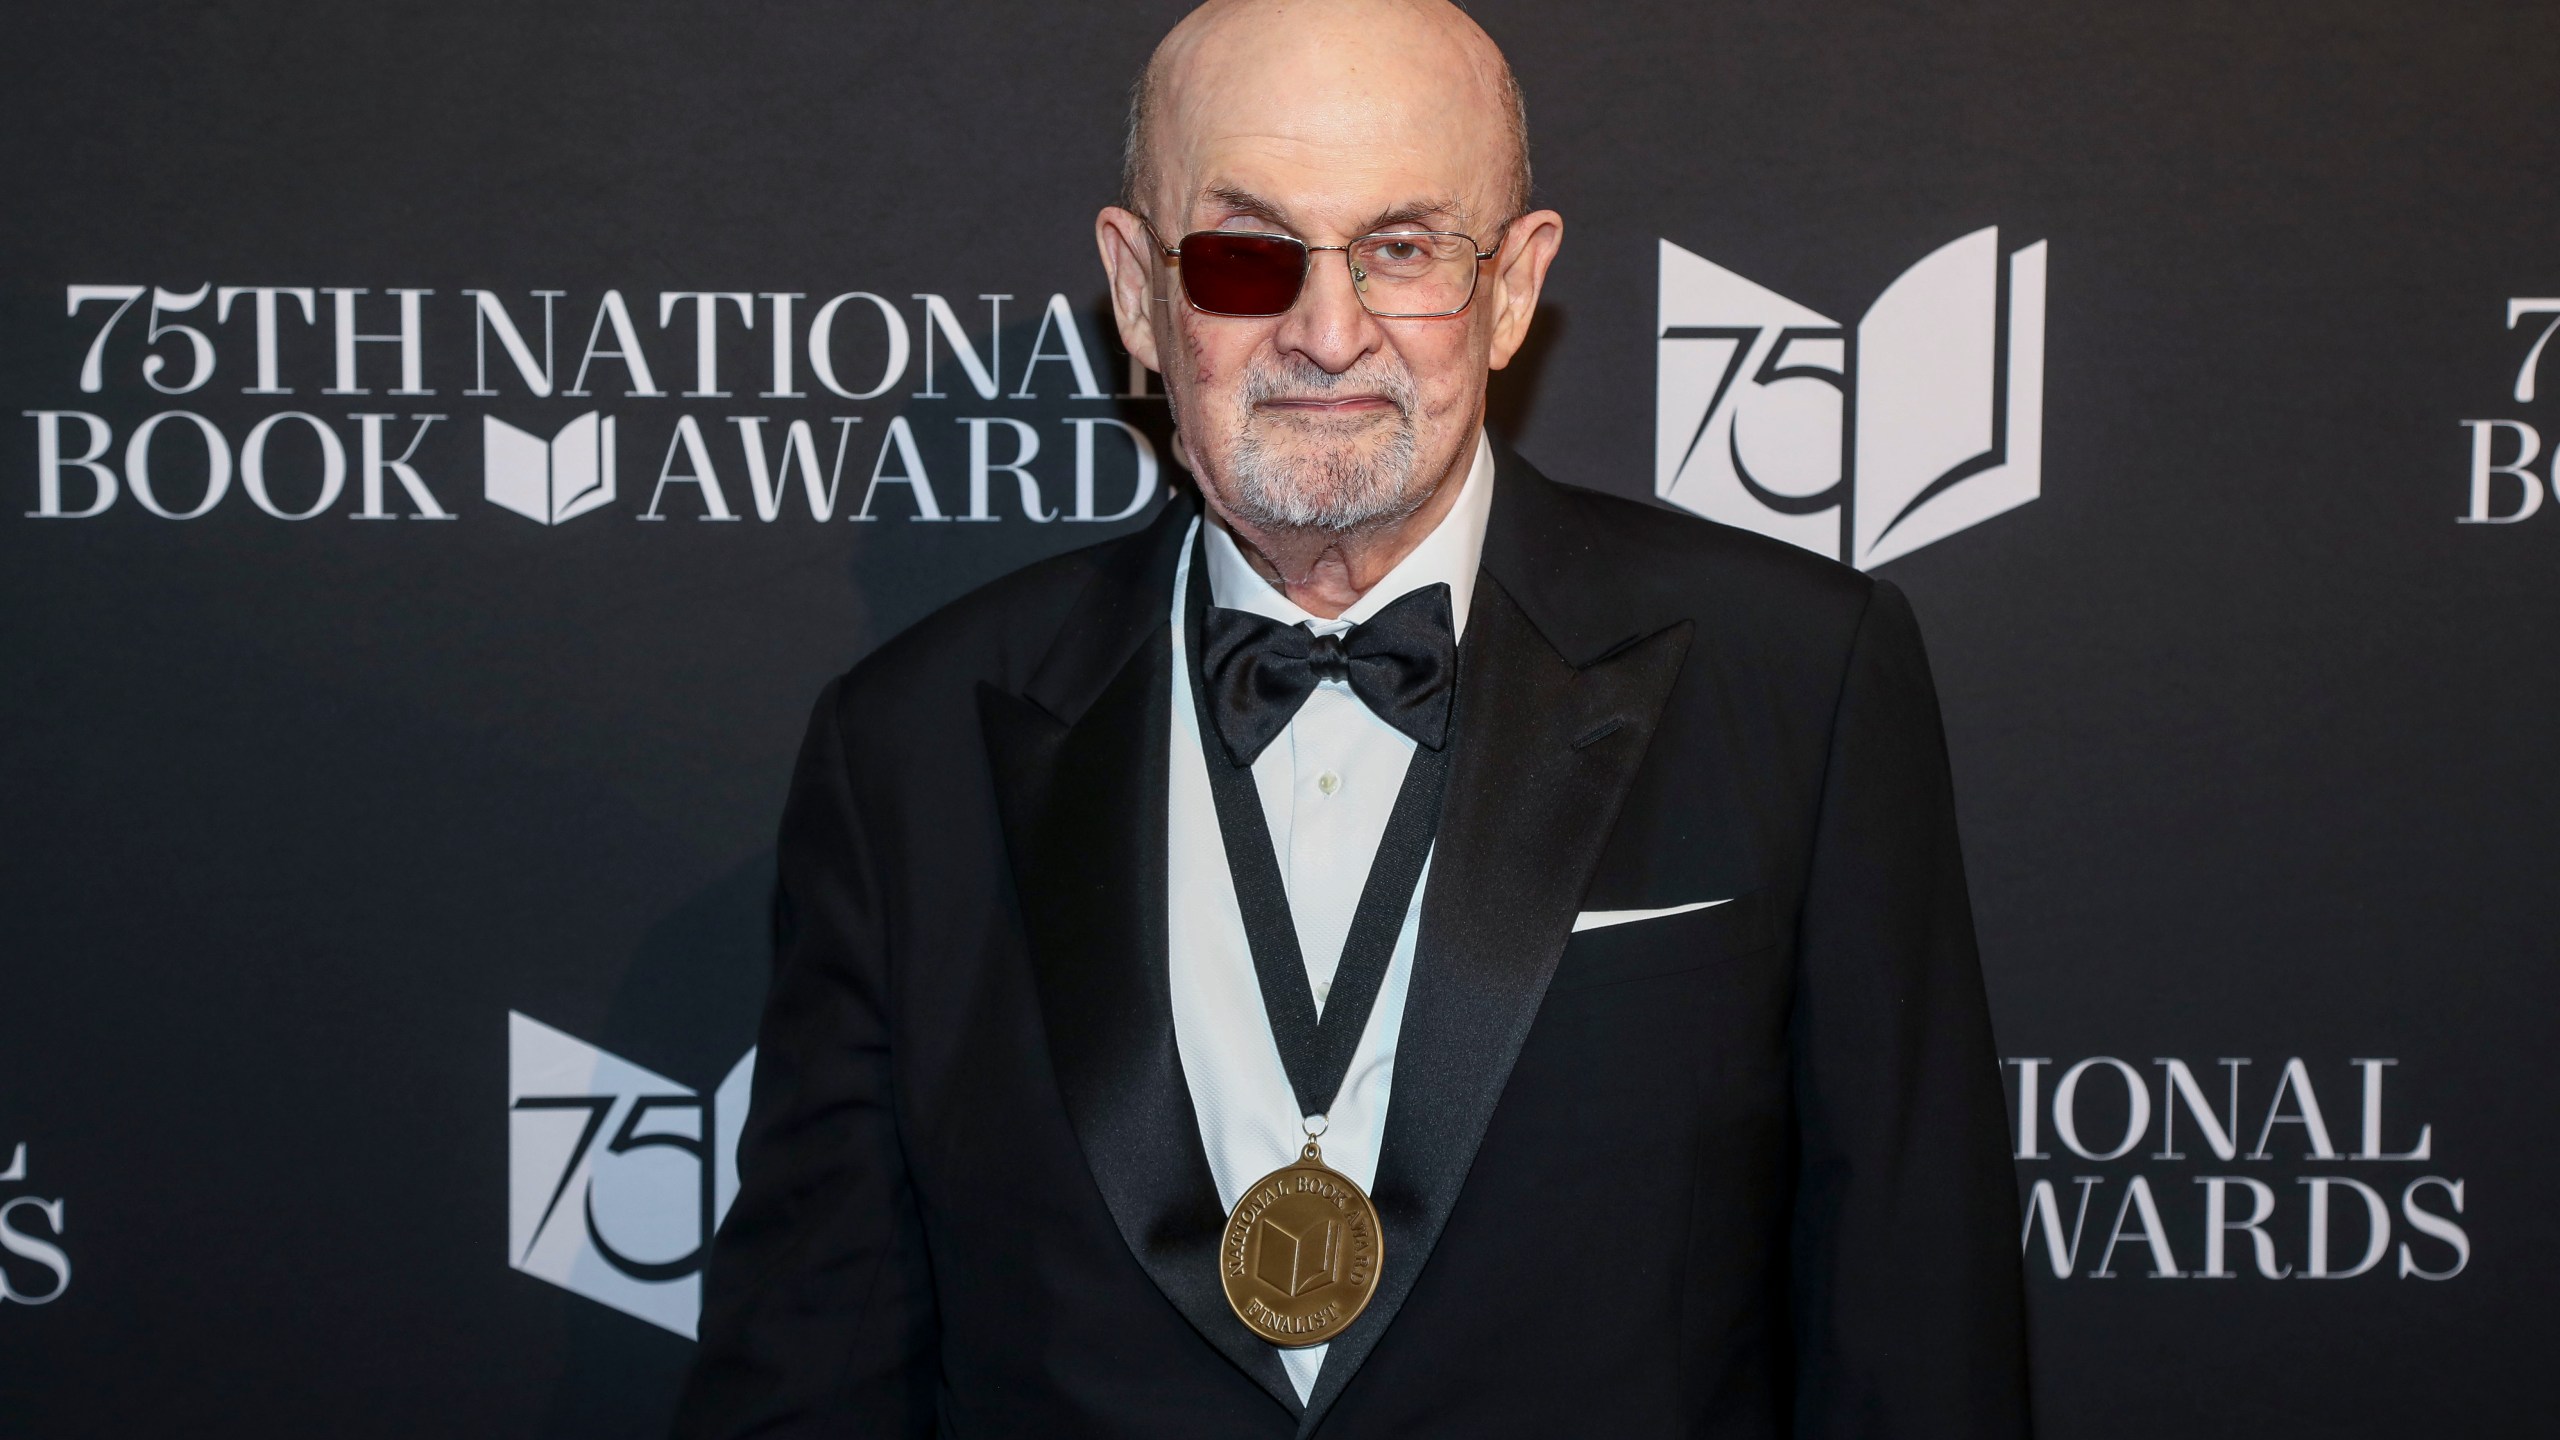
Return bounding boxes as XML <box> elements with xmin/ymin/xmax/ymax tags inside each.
<box><xmin>1217</xmin><ymin>353</ymin><xmax>1427</xmax><ymax>535</ymax></box>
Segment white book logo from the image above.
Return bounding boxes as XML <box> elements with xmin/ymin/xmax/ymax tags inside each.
<box><xmin>483</xmin><ymin>411</ymin><xmax>616</xmax><ymax>524</ymax></box>
<box><xmin>1656</xmin><ymin>228</ymin><xmax>2047</xmax><ymax>569</ymax></box>
<box><xmin>506</xmin><ymin>1011</ymin><xmax>754</xmax><ymax>1337</ymax></box>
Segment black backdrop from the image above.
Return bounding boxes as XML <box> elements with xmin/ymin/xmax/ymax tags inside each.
<box><xmin>5</xmin><ymin>3</ymin><xmax>2554</xmax><ymax>1436</ymax></box>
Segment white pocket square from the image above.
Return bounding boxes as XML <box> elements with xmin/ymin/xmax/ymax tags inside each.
<box><xmin>1570</xmin><ymin>898</ymin><xmax>1729</xmax><ymax>933</ymax></box>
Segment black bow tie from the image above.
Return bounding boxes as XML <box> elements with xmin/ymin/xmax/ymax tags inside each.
<box><xmin>1199</xmin><ymin>583</ymin><xmax>1458</xmax><ymax>765</ymax></box>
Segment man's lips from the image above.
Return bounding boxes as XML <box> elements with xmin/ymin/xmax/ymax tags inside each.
<box><xmin>1256</xmin><ymin>395</ymin><xmax>1400</xmax><ymax>413</ymax></box>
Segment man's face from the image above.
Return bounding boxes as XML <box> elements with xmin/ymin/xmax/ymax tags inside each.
<box><xmin>1098</xmin><ymin>6</ymin><xmax>1560</xmax><ymax>540</ymax></box>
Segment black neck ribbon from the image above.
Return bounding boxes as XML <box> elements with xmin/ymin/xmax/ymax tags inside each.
<box><xmin>1182</xmin><ymin>528</ymin><xmax>1458</xmax><ymax>1121</ymax></box>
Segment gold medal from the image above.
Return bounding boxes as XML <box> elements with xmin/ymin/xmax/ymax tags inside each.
<box><xmin>1219</xmin><ymin>1139</ymin><xmax>1382</xmax><ymax>1347</ymax></box>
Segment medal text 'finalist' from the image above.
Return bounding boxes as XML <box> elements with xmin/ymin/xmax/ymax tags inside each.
<box><xmin>1220</xmin><ymin>1137</ymin><xmax>1383</xmax><ymax>1347</ymax></box>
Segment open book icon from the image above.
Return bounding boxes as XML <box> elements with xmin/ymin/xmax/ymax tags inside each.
<box><xmin>484</xmin><ymin>411</ymin><xmax>616</xmax><ymax>525</ymax></box>
<box><xmin>1656</xmin><ymin>228</ymin><xmax>2046</xmax><ymax>570</ymax></box>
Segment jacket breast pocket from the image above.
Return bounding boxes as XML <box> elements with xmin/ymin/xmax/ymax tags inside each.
<box><xmin>1547</xmin><ymin>888</ymin><xmax>1781</xmax><ymax>995</ymax></box>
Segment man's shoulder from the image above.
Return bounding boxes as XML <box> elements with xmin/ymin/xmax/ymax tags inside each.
<box><xmin>833</xmin><ymin>520</ymin><xmax>1161</xmax><ymax>716</ymax></box>
<box><xmin>1522</xmin><ymin>476</ymin><xmax>1882</xmax><ymax>654</ymax></box>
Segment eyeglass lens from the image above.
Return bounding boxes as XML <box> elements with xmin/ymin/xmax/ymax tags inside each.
<box><xmin>1176</xmin><ymin>231</ymin><xmax>1479</xmax><ymax>318</ymax></box>
<box><xmin>1178</xmin><ymin>233</ymin><xmax>1311</xmax><ymax>317</ymax></box>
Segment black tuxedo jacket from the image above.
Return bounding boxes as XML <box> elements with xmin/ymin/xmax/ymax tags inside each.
<box><xmin>673</xmin><ymin>448</ymin><xmax>2029</xmax><ymax>1439</ymax></box>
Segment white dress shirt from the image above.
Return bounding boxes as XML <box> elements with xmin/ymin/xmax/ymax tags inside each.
<box><xmin>1166</xmin><ymin>431</ymin><xmax>1496</xmax><ymax>1402</ymax></box>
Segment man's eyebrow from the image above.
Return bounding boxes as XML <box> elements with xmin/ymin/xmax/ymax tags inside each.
<box><xmin>1354</xmin><ymin>198</ymin><xmax>1471</xmax><ymax>234</ymax></box>
<box><xmin>1196</xmin><ymin>184</ymin><xmax>1292</xmax><ymax>227</ymax></box>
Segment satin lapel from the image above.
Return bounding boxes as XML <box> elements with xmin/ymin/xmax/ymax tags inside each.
<box><xmin>978</xmin><ymin>505</ymin><xmax>1300</xmax><ymax>1416</ymax></box>
<box><xmin>1298</xmin><ymin>461</ymin><xmax>1695</xmax><ymax>1433</ymax></box>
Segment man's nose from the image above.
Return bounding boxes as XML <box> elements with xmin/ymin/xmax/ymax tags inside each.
<box><xmin>1272</xmin><ymin>246</ymin><xmax>1386</xmax><ymax>374</ymax></box>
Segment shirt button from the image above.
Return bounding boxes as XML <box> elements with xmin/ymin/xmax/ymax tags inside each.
<box><xmin>1317</xmin><ymin>771</ymin><xmax>1341</xmax><ymax>796</ymax></box>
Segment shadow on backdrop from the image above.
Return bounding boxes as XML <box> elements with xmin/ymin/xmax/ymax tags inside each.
<box><xmin>539</xmin><ymin>852</ymin><xmax>777</xmax><ymax>1440</ymax></box>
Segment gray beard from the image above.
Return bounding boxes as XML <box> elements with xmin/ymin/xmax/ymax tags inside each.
<box><xmin>1217</xmin><ymin>356</ymin><xmax>1427</xmax><ymax>535</ymax></box>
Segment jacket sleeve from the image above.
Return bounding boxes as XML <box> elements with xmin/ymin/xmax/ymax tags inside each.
<box><xmin>671</xmin><ymin>675</ymin><xmax>939</xmax><ymax>1439</ymax></box>
<box><xmin>1786</xmin><ymin>579</ymin><xmax>2030</xmax><ymax>1438</ymax></box>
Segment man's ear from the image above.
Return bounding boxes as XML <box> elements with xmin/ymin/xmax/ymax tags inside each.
<box><xmin>1484</xmin><ymin>209</ymin><xmax>1564</xmax><ymax>372</ymax></box>
<box><xmin>1095</xmin><ymin>206</ymin><xmax>1165</xmax><ymax>373</ymax></box>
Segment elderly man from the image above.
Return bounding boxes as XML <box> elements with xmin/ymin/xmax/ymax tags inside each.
<box><xmin>674</xmin><ymin>1</ymin><xmax>2028</xmax><ymax>1435</ymax></box>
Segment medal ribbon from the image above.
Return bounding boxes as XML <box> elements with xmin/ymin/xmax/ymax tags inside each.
<box><xmin>1183</xmin><ymin>528</ymin><xmax>1457</xmax><ymax>1121</ymax></box>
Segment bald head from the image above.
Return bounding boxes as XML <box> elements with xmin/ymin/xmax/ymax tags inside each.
<box><xmin>1120</xmin><ymin>0</ymin><xmax>1531</xmax><ymax>224</ymax></box>
<box><xmin>1093</xmin><ymin>0</ymin><xmax>1564</xmax><ymax>614</ymax></box>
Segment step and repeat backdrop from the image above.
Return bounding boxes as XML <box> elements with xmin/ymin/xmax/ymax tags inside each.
<box><xmin>4</xmin><ymin>2</ymin><xmax>2551</xmax><ymax>1436</ymax></box>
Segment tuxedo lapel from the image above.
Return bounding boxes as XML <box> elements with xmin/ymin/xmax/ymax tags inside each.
<box><xmin>978</xmin><ymin>500</ymin><xmax>1301</xmax><ymax>1416</ymax></box>
<box><xmin>1298</xmin><ymin>452</ymin><xmax>1695</xmax><ymax>1432</ymax></box>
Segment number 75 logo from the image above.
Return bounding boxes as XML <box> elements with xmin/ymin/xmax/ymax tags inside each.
<box><xmin>507</xmin><ymin>1011</ymin><xmax>755</xmax><ymax>1337</ymax></box>
<box><xmin>1655</xmin><ymin>228</ymin><xmax>2047</xmax><ymax>570</ymax></box>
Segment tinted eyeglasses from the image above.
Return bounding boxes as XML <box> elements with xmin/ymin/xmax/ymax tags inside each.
<box><xmin>1141</xmin><ymin>217</ymin><xmax>1504</xmax><ymax>319</ymax></box>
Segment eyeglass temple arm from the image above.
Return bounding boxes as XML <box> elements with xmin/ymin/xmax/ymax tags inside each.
<box><xmin>1133</xmin><ymin>215</ymin><xmax>1183</xmax><ymax>258</ymax></box>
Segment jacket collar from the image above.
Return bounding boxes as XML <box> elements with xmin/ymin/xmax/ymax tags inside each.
<box><xmin>984</xmin><ymin>491</ymin><xmax>1310</xmax><ymax>1413</ymax></box>
<box><xmin>1476</xmin><ymin>435</ymin><xmax>1686</xmax><ymax>667</ymax></box>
